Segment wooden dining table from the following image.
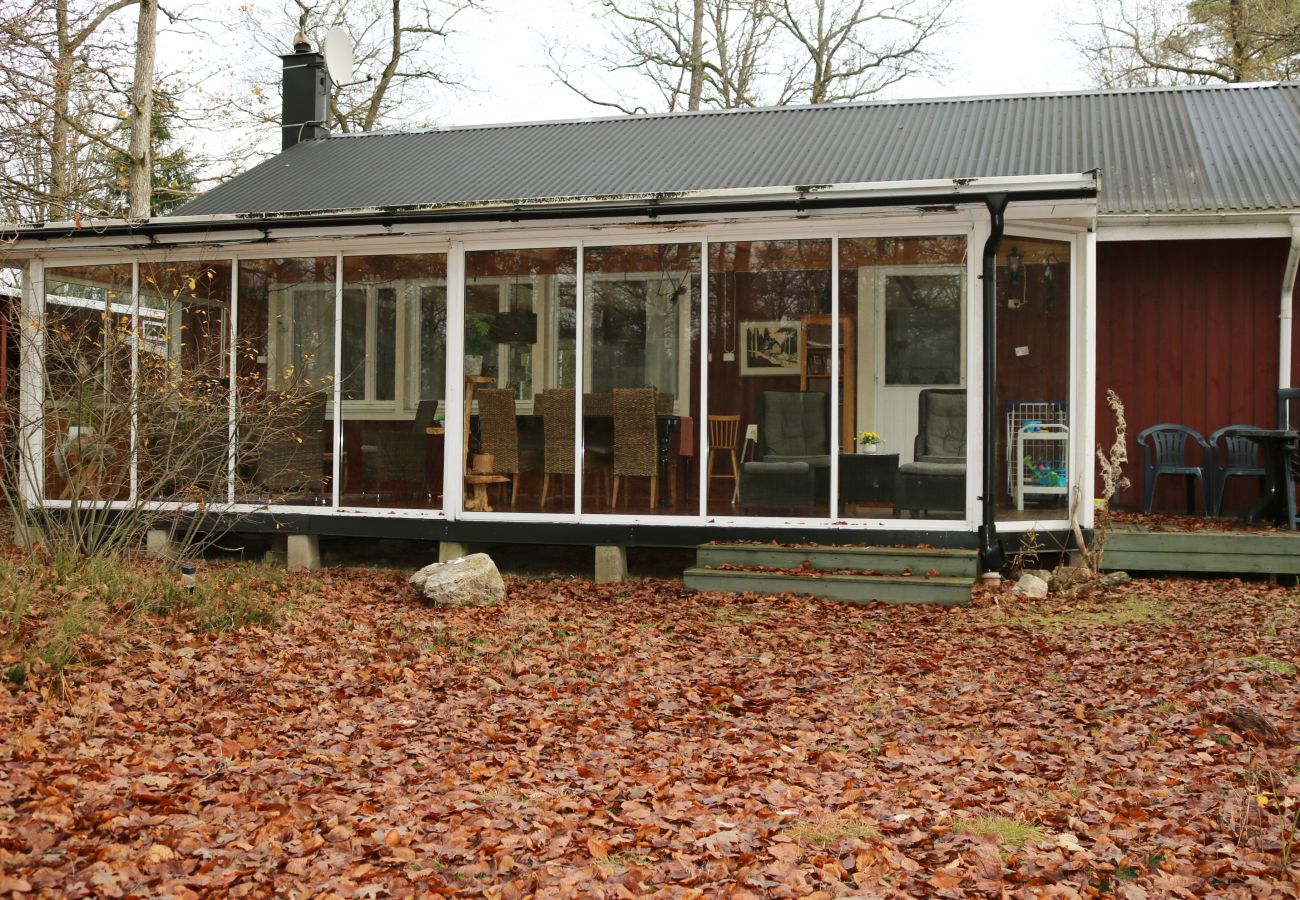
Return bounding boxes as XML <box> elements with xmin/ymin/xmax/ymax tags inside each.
<box><xmin>469</xmin><ymin>413</ymin><xmax>683</xmax><ymax>508</ymax></box>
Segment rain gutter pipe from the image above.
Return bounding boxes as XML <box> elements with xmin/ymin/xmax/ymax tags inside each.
<box><xmin>7</xmin><ymin>184</ymin><xmax>1097</xmax><ymax>243</ymax></box>
<box><xmin>1281</xmin><ymin>217</ymin><xmax>1300</xmax><ymax>391</ymax></box>
<box><xmin>979</xmin><ymin>194</ymin><xmax>1010</xmax><ymax>574</ymax></box>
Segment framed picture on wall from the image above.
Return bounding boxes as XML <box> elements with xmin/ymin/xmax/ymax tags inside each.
<box><xmin>740</xmin><ymin>320</ymin><xmax>801</xmax><ymax>376</ymax></box>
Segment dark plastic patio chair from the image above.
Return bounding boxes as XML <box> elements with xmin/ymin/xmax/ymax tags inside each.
<box><xmin>1136</xmin><ymin>424</ymin><xmax>1211</xmax><ymax>515</ymax></box>
<box><xmin>1208</xmin><ymin>425</ymin><xmax>1265</xmax><ymax>517</ymax></box>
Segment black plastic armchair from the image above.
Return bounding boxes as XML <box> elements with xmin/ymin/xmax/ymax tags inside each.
<box><xmin>1208</xmin><ymin>425</ymin><xmax>1265</xmax><ymax>517</ymax></box>
<box><xmin>1136</xmin><ymin>424</ymin><xmax>1211</xmax><ymax>515</ymax></box>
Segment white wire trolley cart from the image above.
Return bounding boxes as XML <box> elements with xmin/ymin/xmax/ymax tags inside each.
<box><xmin>1007</xmin><ymin>401</ymin><xmax>1069</xmax><ymax>510</ymax></box>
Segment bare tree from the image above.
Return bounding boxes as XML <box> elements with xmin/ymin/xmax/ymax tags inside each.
<box><xmin>546</xmin><ymin>0</ymin><xmax>782</xmax><ymax>113</ymax></box>
<box><xmin>126</xmin><ymin>0</ymin><xmax>156</xmax><ymax>218</ymax></box>
<box><xmin>1072</xmin><ymin>0</ymin><xmax>1300</xmax><ymax>87</ymax></box>
<box><xmin>0</xmin><ymin>0</ymin><xmax>182</xmax><ymax>222</ymax></box>
<box><xmin>771</xmin><ymin>0</ymin><xmax>952</xmax><ymax>104</ymax></box>
<box><xmin>547</xmin><ymin>0</ymin><xmax>952</xmax><ymax>114</ymax></box>
<box><xmin>0</xmin><ymin>0</ymin><xmax>140</xmax><ymax>222</ymax></box>
<box><xmin>214</xmin><ymin>0</ymin><xmax>479</xmax><ymax>145</ymax></box>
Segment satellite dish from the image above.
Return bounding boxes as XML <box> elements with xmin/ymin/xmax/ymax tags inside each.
<box><xmin>322</xmin><ymin>27</ymin><xmax>354</xmax><ymax>85</ymax></box>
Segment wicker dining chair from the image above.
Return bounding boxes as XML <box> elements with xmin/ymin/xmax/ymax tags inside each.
<box><xmin>540</xmin><ymin>388</ymin><xmax>574</xmax><ymax>507</ymax></box>
<box><xmin>611</xmin><ymin>387</ymin><xmax>659</xmax><ymax>507</ymax></box>
<box><xmin>255</xmin><ymin>391</ymin><xmax>328</xmax><ymax>503</ymax></box>
<box><xmin>476</xmin><ymin>388</ymin><xmax>520</xmax><ymax>506</ymax></box>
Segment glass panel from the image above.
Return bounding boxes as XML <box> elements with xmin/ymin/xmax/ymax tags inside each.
<box><xmin>42</xmin><ymin>265</ymin><xmax>134</xmax><ymax>502</ymax></box>
<box><xmin>234</xmin><ymin>257</ymin><xmax>336</xmax><ymax>506</ymax></box>
<box><xmin>463</xmin><ymin>248</ymin><xmax>576</xmax><ymax>514</ymax></box>
<box><xmin>137</xmin><ymin>260</ymin><xmax>234</xmax><ymax>502</ymax></box>
<box><xmin>583</xmin><ymin>243</ymin><xmax>700</xmax><ymax>516</ymax></box>
<box><xmin>341</xmin><ymin>254</ymin><xmax>448</xmax><ymax>510</ymax></box>
<box><xmin>837</xmin><ymin>236</ymin><xmax>968</xmax><ymax>520</ymax></box>
<box><xmin>884</xmin><ymin>274</ymin><xmax>962</xmax><ymax>386</ymax></box>
<box><xmin>708</xmin><ymin>239</ymin><xmax>831</xmax><ymax>517</ymax></box>
<box><xmin>996</xmin><ymin>237</ymin><xmax>1072</xmax><ymax>521</ymax></box>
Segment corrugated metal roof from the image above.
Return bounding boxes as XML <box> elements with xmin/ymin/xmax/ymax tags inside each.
<box><xmin>175</xmin><ymin>81</ymin><xmax>1300</xmax><ymax>219</ymax></box>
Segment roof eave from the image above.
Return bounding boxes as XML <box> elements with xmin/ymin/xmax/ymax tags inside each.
<box><xmin>3</xmin><ymin>173</ymin><xmax>1100</xmax><ymax>245</ymax></box>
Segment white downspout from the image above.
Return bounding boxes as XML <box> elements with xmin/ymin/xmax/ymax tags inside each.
<box><xmin>1280</xmin><ymin>216</ymin><xmax>1300</xmax><ymax>391</ymax></box>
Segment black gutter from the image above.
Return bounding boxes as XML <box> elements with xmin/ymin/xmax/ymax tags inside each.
<box><xmin>978</xmin><ymin>194</ymin><xmax>1010</xmax><ymax>573</ymax></box>
<box><xmin>9</xmin><ymin>187</ymin><xmax>1097</xmax><ymax>241</ymax></box>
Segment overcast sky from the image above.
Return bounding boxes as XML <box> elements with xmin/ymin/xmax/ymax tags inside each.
<box><xmin>448</xmin><ymin>0</ymin><xmax>1090</xmax><ymax>127</ymax></box>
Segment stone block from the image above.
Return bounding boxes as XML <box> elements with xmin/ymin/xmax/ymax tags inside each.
<box><xmin>287</xmin><ymin>534</ymin><xmax>320</xmax><ymax>572</ymax></box>
<box><xmin>595</xmin><ymin>546</ymin><xmax>628</xmax><ymax>583</ymax></box>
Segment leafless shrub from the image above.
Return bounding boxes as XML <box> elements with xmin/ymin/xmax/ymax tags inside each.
<box><xmin>3</xmin><ymin>297</ymin><xmax>328</xmax><ymax>570</ymax></box>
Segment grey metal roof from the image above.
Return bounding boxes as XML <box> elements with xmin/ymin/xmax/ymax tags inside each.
<box><xmin>175</xmin><ymin>81</ymin><xmax>1300</xmax><ymax>219</ymax></box>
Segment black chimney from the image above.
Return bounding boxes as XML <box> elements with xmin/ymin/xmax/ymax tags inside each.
<box><xmin>280</xmin><ymin>34</ymin><xmax>330</xmax><ymax>150</ymax></box>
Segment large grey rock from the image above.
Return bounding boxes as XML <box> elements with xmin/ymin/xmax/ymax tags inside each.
<box><xmin>410</xmin><ymin>553</ymin><xmax>505</xmax><ymax>606</ymax></box>
<box><xmin>1012</xmin><ymin>572</ymin><xmax>1050</xmax><ymax>599</ymax></box>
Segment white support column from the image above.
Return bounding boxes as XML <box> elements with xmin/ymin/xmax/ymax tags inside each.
<box><xmin>444</xmin><ymin>242</ymin><xmax>467</xmax><ymax>517</ymax></box>
<box><xmin>573</xmin><ymin>241</ymin><xmax>585</xmax><ymax>515</ymax></box>
<box><xmin>18</xmin><ymin>260</ymin><xmax>45</xmax><ymax>508</ymax></box>
<box><xmin>829</xmin><ymin>237</ymin><xmax>840</xmax><ymax>518</ymax></box>
<box><xmin>697</xmin><ymin>240</ymin><xmax>710</xmax><ymax>515</ymax></box>
<box><xmin>1279</xmin><ymin>218</ymin><xmax>1300</xmax><ymax>392</ymax></box>
<box><xmin>331</xmin><ymin>253</ymin><xmax>344</xmax><ymax>507</ymax></box>
<box><xmin>1080</xmin><ymin>229</ymin><xmax>1099</xmax><ymax>528</ymax></box>
<box><xmin>227</xmin><ymin>260</ymin><xmax>239</xmax><ymax>506</ymax></box>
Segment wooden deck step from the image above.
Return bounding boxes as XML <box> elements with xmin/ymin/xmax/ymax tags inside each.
<box><xmin>683</xmin><ymin>566</ymin><xmax>973</xmax><ymax>605</ymax></box>
<box><xmin>1101</xmin><ymin>524</ymin><xmax>1300</xmax><ymax>575</ymax></box>
<box><xmin>694</xmin><ymin>543</ymin><xmax>980</xmax><ymax>579</ymax></box>
<box><xmin>685</xmin><ymin>542</ymin><xmax>978</xmax><ymax>605</ymax></box>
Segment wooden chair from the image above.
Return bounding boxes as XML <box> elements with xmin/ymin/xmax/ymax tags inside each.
<box><xmin>707</xmin><ymin>414</ymin><xmax>741</xmax><ymax>504</ymax></box>
<box><xmin>611</xmin><ymin>387</ymin><xmax>658</xmax><ymax>507</ymax></box>
<box><xmin>476</xmin><ymin>388</ymin><xmax>520</xmax><ymax>506</ymax></box>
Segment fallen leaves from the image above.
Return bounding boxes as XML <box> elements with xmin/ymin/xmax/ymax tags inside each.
<box><xmin>0</xmin><ymin>568</ymin><xmax>1297</xmax><ymax>895</ymax></box>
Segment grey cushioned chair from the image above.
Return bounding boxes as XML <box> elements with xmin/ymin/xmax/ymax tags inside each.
<box><xmin>740</xmin><ymin>391</ymin><xmax>830</xmax><ymax>514</ymax></box>
<box><xmin>897</xmin><ymin>389</ymin><xmax>966</xmax><ymax>517</ymax></box>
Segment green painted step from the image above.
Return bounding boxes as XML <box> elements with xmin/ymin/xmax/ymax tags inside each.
<box><xmin>684</xmin><ymin>566</ymin><xmax>973</xmax><ymax>605</ymax></box>
<box><xmin>1101</xmin><ymin>525</ymin><xmax>1300</xmax><ymax>575</ymax></box>
<box><xmin>695</xmin><ymin>543</ymin><xmax>980</xmax><ymax>578</ymax></box>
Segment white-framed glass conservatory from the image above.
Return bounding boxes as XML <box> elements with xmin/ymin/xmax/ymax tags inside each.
<box><xmin>11</xmin><ymin>175</ymin><xmax>1099</xmax><ymax>541</ymax></box>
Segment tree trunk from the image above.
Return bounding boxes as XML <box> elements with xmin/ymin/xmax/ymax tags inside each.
<box><xmin>49</xmin><ymin>0</ymin><xmax>73</xmax><ymax>221</ymax></box>
<box><xmin>687</xmin><ymin>0</ymin><xmax>705</xmax><ymax>111</ymax></box>
<box><xmin>127</xmin><ymin>0</ymin><xmax>157</xmax><ymax>219</ymax></box>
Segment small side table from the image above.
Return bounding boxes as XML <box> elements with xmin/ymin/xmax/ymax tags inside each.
<box><xmin>839</xmin><ymin>452</ymin><xmax>899</xmax><ymax>515</ymax></box>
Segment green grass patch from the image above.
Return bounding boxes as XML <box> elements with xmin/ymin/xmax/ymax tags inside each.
<box><xmin>786</xmin><ymin>811</ymin><xmax>877</xmax><ymax>848</ymax></box>
<box><xmin>952</xmin><ymin>815</ymin><xmax>1045</xmax><ymax>848</ymax></box>
<box><xmin>1238</xmin><ymin>655</ymin><xmax>1296</xmax><ymax>676</ymax></box>
<box><xmin>0</xmin><ymin>553</ymin><xmax>297</xmax><ymax>687</ymax></box>
<box><xmin>593</xmin><ymin>853</ymin><xmax>656</xmax><ymax>870</ymax></box>
<box><xmin>997</xmin><ymin>597</ymin><xmax>1171</xmax><ymax>631</ymax></box>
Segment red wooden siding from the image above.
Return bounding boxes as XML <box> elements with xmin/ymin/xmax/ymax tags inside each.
<box><xmin>1096</xmin><ymin>238</ymin><xmax>1300</xmax><ymax>513</ymax></box>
